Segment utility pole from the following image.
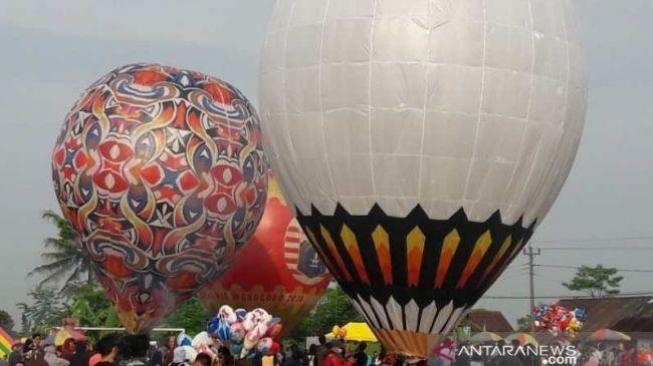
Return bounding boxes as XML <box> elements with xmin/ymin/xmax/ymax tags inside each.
<box><xmin>523</xmin><ymin>245</ymin><xmax>541</xmax><ymax>332</ymax></box>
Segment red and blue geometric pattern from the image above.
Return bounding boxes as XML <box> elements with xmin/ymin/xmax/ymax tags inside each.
<box><xmin>51</xmin><ymin>63</ymin><xmax>268</xmax><ymax>332</ymax></box>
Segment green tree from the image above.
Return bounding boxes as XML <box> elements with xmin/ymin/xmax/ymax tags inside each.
<box><xmin>290</xmin><ymin>285</ymin><xmax>363</xmax><ymax>340</ymax></box>
<box><xmin>516</xmin><ymin>314</ymin><xmax>533</xmax><ymax>332</ymax></box>
<box><xmin>163</xmin><ymin>296</ymin><xmax>210</xmax><ymax>335</ymax></box>
<box><xmin>562</xmin><ymin>265</ymin><xmax>623</xmax><ymax>298</ymax></box>
<box><xmin>17</xmin><ymin>286</ymin><xmax>67</xmax><ymax>333</ymax></box>
<box><xmin>0</xmin><ymin>310</ymin><xmax>15</xmax><ymax>332</ymax></box>
<box><xmin>67</xmin><ymin>284</ymin><xmax>120</xmax><ymax>327</ymax></box>
<box><xmin>29</xmin><ymin>210</ymin><xmax>94</xmax><ymax>294</ymax></box>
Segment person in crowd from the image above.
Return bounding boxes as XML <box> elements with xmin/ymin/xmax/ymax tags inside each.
<box><xmin>452</xmin><ymin>342</ymin><xmax>470</xmax><ymax>366</ymax></box>
<box><xmin>431</xmin><ymin>338</ymin><xmax>456</xmax><ymax>366</ymax></box>
<box><xmin>91</xmin><ymin>334</ymin><xmax>120</xmax><ymax>366</ymax></box>
<box><xmin>170</xmin><ymin>346</ymin><xmax>197</xmax><ymax>366</ymax></box>
<box><xmin>307</xmin><ymin>345</ymin><xmax>318</xmax><ymax>366</ymax></box>
<box><xmin>469</xmin><ymin>353</ymin><xmax>483</xmax><ymax>366</ymax></box>
<box><xmin>604</xmin><ymin>346</ymin><xmax>617</xmax><ymax>366</ymax></box>
<box><xmin>323</xmin><ymin>340</ymin><xmax>353</xmax><ymax>366</ymax></box>
<box><xmin>274</xmin><ymin>346</ymin><xmax>286</xmax><ymax>365</ymax></box>
<box><xmin>373</xmin><ymin>349</ymin><xmax>383</xmax><ymax>366</ymax></box>
<box><xmin>163</xmin><ymin>337</ymin><xmax>176</xmax><ymax>366</ymax></box>
<box><xmin>89</xmin><ymin>352</ymin><xmax>102</xmax><ymax>366</ymax></box>
<box><xmin>68</xmin><ymin>341</ymin><xmax>91</xmax><ymax>366</ymax></box>
<box><xmin>24</xmin><ymin>338</ymin><xmax>47</xmax><ymax>366</ymax></box>
<box><xmin>32</xmin><ymin>336</ymin><xmax>43</xmax><ymax>351</ymax></box>
<box><xmin>489</xmin><ymin>340</ymin><xmax>522</xmax><ymax>366</ymax></box>
<box><xmin>43</xmin><ymin>344</ymin><xmax>69</xmax><ymax>366</ymax></box>
<box><xmin>582</xmin><ymin>346</ymin><xmax>600</xmax><ymax>366</ymax></box>
<box><xmin>282</xmin><ymin>345</ymin><xmax>302</xmax><ymax>366</ymax></box>
<box><xmin>352</xmin><ymin>343</ymin><xmax>368</xmax><ymax>366</ymax></box>
<box><xmin>9</xmin><ymin>343</ymin><xmax>24</xmax><ymax>366</ymax></box>
<box><xmin>191</xmin><ymin>354</ymin><xmax>211</xmax><ymax>366</ymax></box>
<box><xmin>378</xmin><ymin>348</ymin><xmax>396</xmax><ymax>366</ymax></box>
<box><xmin>214</xmin><ymin>347</ymin><xmax>232</xmax><ymax>366</ymax></box>
<box><xmin>118</xmin><ymin>335</ymin><xmax>149</xmax><ymax>366</ymax></box>
<box><xmin>316</xmin><ymin>336</ymin><xmax>329</xmax><ymax>366</ymax></box>
<box><xmin>393</xmin><ymin>355</ymin><xmax>405</xmax><ymax>366</ymax></box>
<box><xmin>147</xmin><ymin>342</ymin><xmax>162</xmax><ymax>366</ymax></box>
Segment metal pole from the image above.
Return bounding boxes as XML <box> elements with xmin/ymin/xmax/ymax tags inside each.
<box><xmin>523</xmin><ymin>245</ymin><xmax>540</xmax><ymax>333</ymax></box>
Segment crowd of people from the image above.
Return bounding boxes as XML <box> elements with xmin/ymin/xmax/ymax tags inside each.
<box><xmin>0</xmin><ymin>333</ymin><xmax>398</xmax><ymax>366</ymax></box>
<box><xmin>572</xmin><ymin>342</ymin><xmax>645</xmax><ymax>366</ymax></box>
<box><xmin>1</xmin><ymin>333</ymin><xmax>649</xmax><ymax>366</ymax></box>
<box><xmin>0</xmin><ymin>333</ymin><xmax>229</xmax><ymax>366</ymax></box>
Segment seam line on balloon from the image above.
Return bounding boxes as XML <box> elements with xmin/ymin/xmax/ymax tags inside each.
<box><xmin>416</xmin><ymin>0</ymin><xmax>434</xmax><ymax>204</ymax></box>
<box><xmin>280</xmin><ymin>1</ymin><xmax>304</xmax><ymax>214</ymax></box>
<box><xmin>514</xmin><ymin>5</ymin><xmax>573</xmax><ymax>227</ymax></box>
<box><xmin>521</xmin><ymin>3</ymin><xmax>574</xmax><ymax>224</ymax></box>
<box><xmin>501</xmin><ymin>0</ymin><xmax>537</xmax><ymax>223</ymax></box>
<box><xmin>367</xmin><ymin>0</ymin><xmax>379</xmax><ymax>198</ymax></box>
<box><xmin>316</xmin><ymin>0</ymin><xmax>338</xmax><ymax>204</ymax></box>
<box><xmin>461</xmin><ymin>0</ymin><xmax>488</xmax><ymax>212</ymax></box>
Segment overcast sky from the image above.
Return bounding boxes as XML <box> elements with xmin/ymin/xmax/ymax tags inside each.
<box><xmin>0</xmin><ymin>0</ymin><xmax>651</xmax><ymax>327</ymax></box>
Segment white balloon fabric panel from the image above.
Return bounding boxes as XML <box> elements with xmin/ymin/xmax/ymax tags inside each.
<box><xmin>259</xmin><ymin>0</ymin><xmax>585</xmax><ymax>227</ymax></box>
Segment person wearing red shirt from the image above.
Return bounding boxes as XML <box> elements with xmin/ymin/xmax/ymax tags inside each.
<box><xmin>323</xmin><ymin>341</ymin><xmax>354</xmax><ymax>366</ymax></box>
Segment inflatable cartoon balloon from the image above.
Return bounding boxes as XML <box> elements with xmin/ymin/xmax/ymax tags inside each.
<box><xmin>51</xmin><ymin>63</ymin><xmax>268</xmax><ymax>332</ymax></box>
<box><xmin>199</xmin><ymin>172</ymin><xmax>331</xmax><ymax>332</ymax></box>
<box><xmin>207</xmin><ymin>307</ymin><xmax>282</xmax><ymax>360</ymax></box>
<box><xmin>259</xmin><ymin>0</ymin><xmax>586</xmax><ymax>357</ymax></box>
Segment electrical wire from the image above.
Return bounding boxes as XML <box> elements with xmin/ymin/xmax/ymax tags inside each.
<box><xmin>535</xmin><ymin>264</ymin><xmax>653</xmax><ymax>273</ymax></box>
<box><xmin>531</xmin><ymin>235</ymin><xmax>653</xmax><ymax>244</ymax></box>
<box><xmin>482</xmin><ymin>292</ymin><xmax>653</xmax><ymax>300</ymax></box>
<box><xmin>541</xmin><ymin>247</ymin><xmax>653</xmax><ymax>250</ymax></box>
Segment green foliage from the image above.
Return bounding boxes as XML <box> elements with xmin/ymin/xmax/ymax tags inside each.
<box><xmin>516</xmin><ymin>314</ymin><xmax>533</xmax><ymax>332</ymax></box>
<box><xmin>17</xmin><ymin>286</ymin><xmax>67</xmax><ymax>334</ymax></box>
<box><xmin>0</xmin><ymin>310</ymin><xmax>15</xmax><ymax>333</ymax></box>
<box><xmin>163</xmin><ymin>296</ymin><xmax>210</xmax><ymax>335</ymax></box>
<box><xmin>289</xmin><ymin>285</ymin><xmax>363</xmax><ymax>340</ymax></box>
<box><xmin>67</xmin><ymin>284</ymin><xmax>120</xmax><ymax>328</ymax></box>
<box><xmin>29</xmin><ymin>211</ymin><xmax>95</xmax><ymax>294</ymax></box>
<box><xmin>562</xmin><ymin>265</ymin><xmax>623</xmax><ymax>298</ymax></box>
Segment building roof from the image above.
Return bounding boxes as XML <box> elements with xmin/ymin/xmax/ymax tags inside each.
<box><xmin>464</xmin><ymin>309</ymin><xmax>514</xmax><ymax>333</ymax></box>
<box><xmin>557</xmin><ymin>296</ymin><xmax>653</xmax><ymax>332</ymax></box>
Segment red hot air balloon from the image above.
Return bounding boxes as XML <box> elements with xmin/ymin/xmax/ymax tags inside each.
<box><xmin>199</xmin><ymin>173</ymin><xmax>331</xmax><ymax>333</ymax></box>
<box><xmin>51</xmin><ymin>63</ymin><xmax>268</xmax><ymax>332</ymax></box>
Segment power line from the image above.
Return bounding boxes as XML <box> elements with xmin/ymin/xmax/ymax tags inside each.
<box><xmin>532</xmin><ymin>235</ymin><xmax>653</xmax><ymax>244</ymax></box>
<box><xmin>535</xmin><ymin>264</ymin><xmax>653</xmax><ymax>273</ymax></box>
<box><xmin>540</xmin><ymin>247</ymin><xmax>653</xmax><ymax>250</ymax></box>
<box><xmin>483</xmin><ymin>292</ymin><xmax>653</xmax><ymax>300</ymax></box>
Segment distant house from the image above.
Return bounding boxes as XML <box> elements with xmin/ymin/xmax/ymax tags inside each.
<box><xmin>462</xmin><ymin>309</ymin><xmax>514</xmax><ymax>333</ymax></box>
<box><xmin>557</xmin><ymin>296</ymin><xmax>653</xmax><ymax>349</ymax></box>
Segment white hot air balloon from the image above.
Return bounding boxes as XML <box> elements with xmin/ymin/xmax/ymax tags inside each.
<box><xmin>259</xmin><ymin>0</ymin><xmax>586</xmax><ymax>357</ymax></box>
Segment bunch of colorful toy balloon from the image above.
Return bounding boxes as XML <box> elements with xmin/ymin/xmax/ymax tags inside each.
<box><xmin>532</xmin><ymin>305</ymin><xmax>586</xmax><ymax>337</ymax></box>
<box><xmin>207</xmin><ymin>305</ymin><xmax>282</xmax><ymax>359</ymax></box>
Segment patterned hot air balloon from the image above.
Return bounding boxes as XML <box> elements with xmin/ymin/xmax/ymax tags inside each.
<box><xmin>51</xmin><ymin>63</ymin><xmax>268</xmax><ymax>332</ymax></box>
<box><xmin>198</xmin><ymin>172</ymin><xmax>331</xmax><ymax>333</ymax></box>
<box><xmin>259</xmin><ymin>0</ymin><xmax>586</xmax><ymax>357</ymax></box>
